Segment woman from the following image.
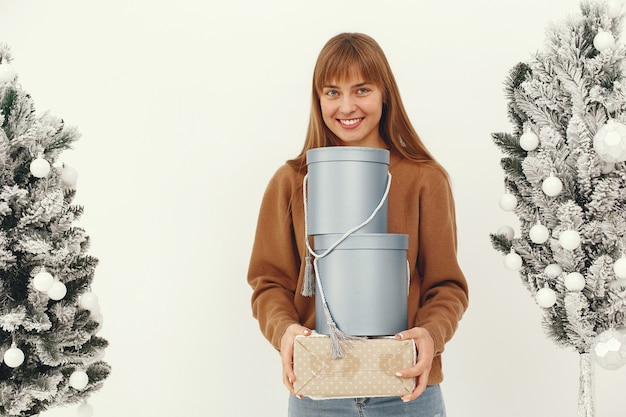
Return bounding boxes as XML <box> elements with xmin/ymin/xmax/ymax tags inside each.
<box><xmin>247</xmin><ymin>32</ymin><xmax>468</xmax><ymax>416</ymax></box>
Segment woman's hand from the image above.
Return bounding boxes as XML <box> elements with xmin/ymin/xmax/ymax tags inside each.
<box><xmin>280</xmin><ymin>323</ymin><xmax>312</xmax><ymax>396</ymax></box>
<box><xmin>393</xmin><ymin>327</ymin><xmax>435</xmax><ymax>402</ymax></box>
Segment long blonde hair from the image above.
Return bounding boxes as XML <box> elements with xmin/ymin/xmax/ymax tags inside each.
<box><xmin>288</xmin><ymin>32</ymin><xmax>440</xmax><ymax>171</ymax></box>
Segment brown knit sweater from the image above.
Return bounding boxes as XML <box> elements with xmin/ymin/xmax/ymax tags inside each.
<box><xmin>247</xmin><ymin>150</ymin><xmax>469</xmax><ymax>384</ymax></box>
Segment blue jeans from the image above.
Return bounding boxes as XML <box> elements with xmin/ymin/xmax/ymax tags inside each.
<box><xmin>288</xmin><ymin>385</ymin><xmax>446</xmax><ymax>417</ymax></box>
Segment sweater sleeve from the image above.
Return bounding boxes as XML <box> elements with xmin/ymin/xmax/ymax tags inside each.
<box><xmin>247</xmin><ymin>166</ymin><xmax>303</xmax><ymax>350</ymax></box>
<box><xmin>414</xmin><ymin>168</ymin><xmax>469</xmax><ymax>355</ymax></box>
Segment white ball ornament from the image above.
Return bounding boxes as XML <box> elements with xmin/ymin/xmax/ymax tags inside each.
<box><xmin>497</xmin><ymin>225</ymin><xmax>515</xmax><ymax>240</ymax></box>
<box><xmin>594</xmin><ymin>30</ymin><xmax>616</xmax><ymax>51</ymax></box>
<box><xmin>594</xmin><ymin>121</ymin><xmax>626</xmax><ymax>163</ymax></box>
<box><xmin>33</xmin><ymin>269</ymin><xmax>54</xmax><ymax>292</ymax></box>
<box><xmin>601</xmin><ymin>161</ymin><xmax>615</xmax><ymax>174</ymax></box>
<box><xmin>542</xmin><ymin>176</ymin><xmax>563</xmax><ymax>197</ymax></box>
<box><xmin>3</xmin><ymin>345</ymin><xmax>24</xmax><ymax>368</ymax></box>
<box><xmin>520</xmin><ymin>131</ymin><xmax>539</xmax><ymax>151</ymax></box>
<box><xmin>592</xmin><ymin>329</ymin><xmax>626</xmax><ymax>370</ymax></box>
<box><xmin>77</xmin><ymin>401</ymin><xmax>94</xmax><ymax>417</ymax></box>
<box><xmin>544</xmin><ymin>263</ymin><xmax>563</xmax><ymax>278</ymax></box>
<box><xmin>79</xmin><ymin>292</ymin><xmax>100</xmax><ymax>312</ymax></box>
<box><xmin>614</xmin><ymin>257</ymin><xmax>626</xmax><ymax>279</ymax></box>
<box><xmin>69</xmin><ymin>370</ymin><xmax>89</xmax><ymax>390</ymax></box>
<box><xmin>536</xmin><ymin>287</ymin><xmax>557</xmax><ymax>308</ymax></box>
<box><xmin>499</xmin><ymin>193</ymin><xmax>518</xmax><ymax>211</ymax></box>
<box><xmin>47</xmin><ymin>281</ymin><xmax>67</xmax><ymax>301</ymax></box>
<box><xmin>529</xmin><ymin>223</ymin><xmax>550</xmax><ymax>244</ymax></box>
<box><xmin>504</xmin><ymin>252</ymin><xmax>523</xmax><ymax>270</ymax></box>
<box><xmin>29</xmin><ymin>156</ymin><xmax>51</xmax><ymax>178</ymax></box>
<box><xmin>60</xmin><ymin>165</ymin><xmax>78</xmax><ymax>188</ymax></box>
<box><xmin>565</xmin><ymin>272</ymin><xmax>586</xmax><ymax>291</ymax></box>
<box><xmin>0</xmin><ymin>63</ymin><xmax>16</xmax><ymax>83</ymax></box>
<box><xmin>559</xmin><ymin>230</ymin><xmax>581</xmax><ymax>250</ymax></box>
<box><xmin>543</xmin><ymin>264</ymin><xmax>563</xmax><ymax>278</ymax></box>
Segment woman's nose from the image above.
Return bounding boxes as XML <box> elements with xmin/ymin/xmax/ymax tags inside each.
<box><xmin>339</xmin><ymin>96</ymin><xmax>356</xmax><ymax>114</ymax></box>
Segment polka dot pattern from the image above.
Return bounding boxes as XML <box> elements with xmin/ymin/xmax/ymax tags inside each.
<box><xmin>293</xmin><ymin>334</ymin><xmax>416</xmax><ymax>398</ymax></box>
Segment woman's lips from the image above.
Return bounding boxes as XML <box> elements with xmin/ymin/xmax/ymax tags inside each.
<box><xmin>338</xmin><ymin>118</ymin><xmax>364</xmax><ymax>129</ymax></box>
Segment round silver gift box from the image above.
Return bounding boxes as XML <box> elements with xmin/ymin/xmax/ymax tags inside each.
<box><xmin>306</xmin><ymin>147</ymin><xmax>390</xmax><ymax>235</ymax></box>
<box><xmin>314</xmin><ymin>233</ymin><xmax>409</xmax><ymax>337</ymax></box>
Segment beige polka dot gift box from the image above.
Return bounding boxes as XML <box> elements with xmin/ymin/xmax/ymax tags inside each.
<box><xmin>293</xmin><ymin>333</ymin><xmax>416</xmax><ymax>398</ymax></box>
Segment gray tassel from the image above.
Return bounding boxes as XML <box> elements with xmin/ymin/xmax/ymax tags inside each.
<box><xmin>301</xmin><ymin>255</ymin><xmax>315</xmax><ymax>296</ymax></box>
<box><xmin>323</xmin><ymin>302</ymin><xmax>363</xmax><ymax>359</ymax></box>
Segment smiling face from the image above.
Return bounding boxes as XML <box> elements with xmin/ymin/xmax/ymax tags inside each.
<box><xmin>319</xmin><ymin>74</ymin><xmax>385</xmax><ymax>148</ymax></box>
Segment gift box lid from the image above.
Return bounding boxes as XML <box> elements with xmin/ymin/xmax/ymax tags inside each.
<box><xmin>306</xmin><ymin>147</ymin><xmax>390</xmax><ymax>165</ymax></box>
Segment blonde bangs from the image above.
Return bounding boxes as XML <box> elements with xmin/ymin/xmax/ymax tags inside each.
<box><xmin>314</xmin><ymin>39</ymin><xmax>383</xmax><ymax>92</ymax></box>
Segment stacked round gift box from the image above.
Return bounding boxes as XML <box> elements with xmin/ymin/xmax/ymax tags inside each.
<box><xmin>306</xmin><ymin>147</ymin><xmax>409</xmax><ymax>337</ymax></box>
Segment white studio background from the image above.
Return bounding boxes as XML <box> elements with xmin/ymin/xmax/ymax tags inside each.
<box><xmin>1</xmin><ymin>1</ymin><xmax>625</xmax><ymax>416</ymax></box>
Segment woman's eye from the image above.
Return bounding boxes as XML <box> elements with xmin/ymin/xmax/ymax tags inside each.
<box><xmin>357</xmin><ymin>88</ymin><xmax>370</xmax><ymax>94</ymax></box>
<box><xmin>325</xmin><ymin>90</ymin><xmax>339</xmax><ymax>97</ymax></box>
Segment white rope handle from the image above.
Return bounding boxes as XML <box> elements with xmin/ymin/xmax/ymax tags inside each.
<box><xmin>406</xmin><ymin>260</ymin><xmax>410</xmax><ymax>296</ymax></box>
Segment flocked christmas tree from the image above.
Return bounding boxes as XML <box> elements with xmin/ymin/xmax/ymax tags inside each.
<box><xmin>491</xmin><ymin>1</ymin><xmax>626</xmax><ymax>415</ymax></box>
<box><xmin>0</xmin><ymin>44</ymin><xmax>109</xmax><ymax>416</ymax></box>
